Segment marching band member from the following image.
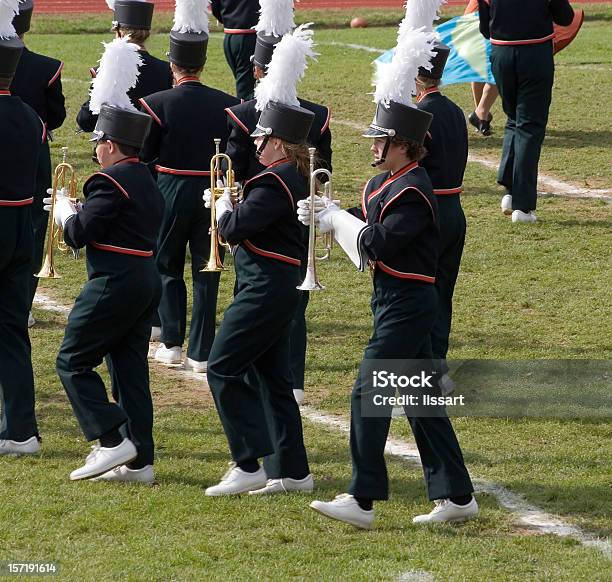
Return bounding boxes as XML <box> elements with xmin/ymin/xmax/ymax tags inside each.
<box><xmin>415</xmin><ymin>43</ymin><xmax>468</xmax><ymax>379</ymax></box>
<box><xmin>10</xmin><ymin>0</ymin><xmax>66</xmax><ymax>323</ymax></box>
<box><xmin>0</xmin><ymin>6</ymin><xmax>43</xmax><ymax>457</ymax></box>
<box><xmin>52</xmin><ymin>38</ymin><xmax>164</xmax><ymax>482</ymax></box>
<box><xmin>76</xmin><ymin>0</ymin><xmax>172</xmax><ymax>133</ymax></box>
<box><xmin>139</xmin><ymin>0</ymin><xmax>239</xmax><ymax>373</ymax></box>
<box><xmin>305</xmin><ymin>9</ymin><xmax>477</xmax><ymax>528</ymax></box>
<box><xmin>204</xmin><ymin>26</ymin><xmax>316</xmax><ymax>496</ymax></box>
<box><xmin>211</xmin><ymin>0</ymin><xmax>260</xmax><ymax>100</ymax></box>
<box><xmin>225</xmin><ymin>4</ymin><xmax>332</xmax><ymax>404</ymax></box>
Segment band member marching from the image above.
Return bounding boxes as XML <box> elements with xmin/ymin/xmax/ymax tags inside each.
<box><xmin>139</xmin><ymin>0</ymin><xmax>239</xmax><ymax>373</ymax></box>
<box><xmin>0</xmin><ymin>3</ymin><xmax>43</xmax><ymax>456</ymax></box>
<box><xmin>204</xmin><ymin>27</ymin><xmax>316</xmax><ymax>496</ymax></box>
<box><xmin>414</xmin><ymin>42</ymin><xmax>468</xmax><ymax>378</ymax></box>
<box><xmin>76</xmin><ymin>0</ymin><xmax>172</xmax><ymax>133</ymax></box>
<box><xmin>225</xmin><ymin>2</ymin><xmax>332</xmax><ymax>404</ymax></box>
<box><xmin>303</xmin><ymin>7</ymin><xmax>478</xmax><ymax>528</ymax></box>
<box><xmin>10</xmin><ymin>0</ymin><xmax>66</xmax><ymax>324</ymax></box>
<box><xmin>50</xmin><ymin>38</ymin><xmax>164</xmax><ymax>482</ymax></box>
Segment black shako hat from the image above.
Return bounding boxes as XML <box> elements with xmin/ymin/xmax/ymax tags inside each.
<box><xmin>251</xmin><ymin>101</ymin><xmax>315</xmax><ymax>144</ymax></box>
<box><xmin>0</xmin><ymin>37</ymin><xmax>24</xmax><ymax>78</ymax></box>
<box><xmin>112</xmin><ymin>0</ymin><xmax>154</xmax><ymax>30</ymax></box>
<box><xmin>252</xmin><ymin>32</ymin><xmax>281</xmax><ymax>69</ymax></box>
<box><xmin>12</xmin><ymin>0</ymin><xmax>33</xmax><ymax>36</ymax></box>
<box><xmin>418</xmin><ymin>41</ymin><xmax>450</xmax><ymax>80</ymax></box>
<box><xmin>362</xmin><ymin>100</ymin><xmax>433</xmax><ymax>145</ymax></box>
<box><xmin>168</xmin><ymin>30</ymin><xmax>208</xmax><ymax>69</ymax></box>
<box><xmin>91</xmin><ymin>104</ymin><xmax>152</xmax><ymax>149</ymax></box>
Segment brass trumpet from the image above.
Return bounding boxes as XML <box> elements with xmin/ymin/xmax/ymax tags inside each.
<box><xmin>201</xmin><ymin>138</ymin><xmax>239</xmax><ymax>273</ymax></box>
<box><xmin>297</xmin><ymin>148</ymin><xmax>333</xmax><ymax>291</ymax></box>
<box><xmin>36</xmin><ymin>147</ymin><xmax>79</xmax><ymax>279</ymax></box>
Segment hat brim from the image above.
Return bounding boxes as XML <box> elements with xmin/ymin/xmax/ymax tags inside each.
<box><xmin>362</xmin><ymin>126</ymin><xmax>390</xmax><ymax>138</ymax></box>
<box><xmin>250</xmin><ymin>125</ymin><xmax>269</xmax><ymax>138</ymax></box>
<box><xmin>89</xmin><ymin>130</ymin><xmax>105</xmax><ymax>142</ymax></box>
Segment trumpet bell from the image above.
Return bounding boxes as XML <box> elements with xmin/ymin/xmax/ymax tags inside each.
<box><xmin>297</xmin><ymin>265</ymin><xmax>325</xmax><ymax>291</ymax></box>
<box><xmin>35</xmin><ymin>255</ymin><xmax>61</xmax><ymax>279</ymax></box>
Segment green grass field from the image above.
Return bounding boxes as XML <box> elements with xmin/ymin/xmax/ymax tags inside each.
<box><xmin>1</xmin><ymin>5</ymin><xmax>611</xmax><ymax>581</ymax></box>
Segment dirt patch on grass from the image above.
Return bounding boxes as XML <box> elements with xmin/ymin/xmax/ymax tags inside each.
<box><xmin>150</xmin><ymin>362</ymin><xmax>215</xmax><ymax>411</ymax></box>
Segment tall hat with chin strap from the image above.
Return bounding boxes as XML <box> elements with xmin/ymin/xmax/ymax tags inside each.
<box><xmin>12</xmin><ymin>0</ymin><xmax>32</xmax><ymax>36</ymax></box>
<box><xmin>169</xmin><ymin>0</ymin><xmax>209</xmax><ymax>69</ymax></box>
<box><xmin>0</xmin><ymin>0</ymin><xmax>24</xmax><ymax>79</ymax></box>
<box><xmin>106</xmin><ymin>0</ymin><xmax>154</xmax><ymax>31</ymax></box>
<box><xmin>89</xmin><ymin>37</ymin><xmax>151</xmax><ymax>149</ymax></box>
<box><xmin>364</xmin><ymin>0</ymin><xmax>443</xmax><ymax>165</ymax></box>
<box><xmin>252</xmin><ymin>0</ymin><xmax>295</xmax><ymax>70</ymax></box>
<box><xmin>251</xmin><ymin>24</ymin><xmax>317</xmax><ymax>151</ymax></box>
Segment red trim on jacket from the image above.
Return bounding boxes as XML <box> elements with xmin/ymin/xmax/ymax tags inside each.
<box><xmin>266</xmin><ymin>158</ymin><xmax>290</xmax><ymax>169</ymax></box>
<box><xmin>362</xmin><ymin>161</ymin><xmax>419</xmax><ymax>217</ymax></box>
<box><xmin>155</xmin><ymin>165</ymin><xmax>211</xmax><ymax>177</ymax></box>
<box><xmin>224</xmin><ymin>28</ymin><xmax>256</xmax><ymax>34</ymax></box>
<box><xmin>244</xmin><ymin>165</ymin><xmax>295</xmax><ymax>209</ymax></box>
<box><xmin>416</xmin><ymin>87</ymin><xmax>440</xmax><ymax>104</ymax></box>
<box><xmin>0</xmin><ymin>197</ymin><xmax>34</xmax><ymax>207</ymax></box>
<box><xmin>226</xmin><ymin>107</ymin><xmax>250</xmax><ymax>134</ymax></box>
<box><xmin>375</xmin><ymin>261</ymin><xmax>436</xmax><ymax>284</ymax></box>
<box><xmin>48</xmin><ymin>62</ymin><xmax>64</xmax><ymax>87</ymax></box>
<box><xmin>90</xmin><ymin>242</ymin><xmax>153</xmax><ymax>257</ymax></box>
<box><xmin>0</xmin><ymin>90</ymin><xmax>10</xmax><ymax>95</ymax></box>
<box><xmin>138</xmin><ymin>98</ymin><xmax>162</xmax><ymax>126</ymax></box>
<box><xmin>491</xmin><ymin>33</ymin><xmax>555</xmax><ymax>46</ymax></box>
<box><xmin>434</xmin><ymin>186</ymin><xmax>463</xmax><ymax>196</ymax></box>
<box><xmin>321</xmin><ymin>107</ymin><xmax>332</xmax><ymax>134</ymax></box>
<box><xmin>242</xmin><ymin>239</ymin><xmax>301</xmax><ymax>266</ymax></box>
<box><xmin>176</xmin><ymin>76</ymin><xmax>201</xmax><ymax>86</ymax></box>
<box><xmin>94</xmin><ymin>172</ymin><xmax>130</xmax><ymax>199</ymax></box>
<box><xmin>380</xmin><ymin>186</ymin><xmax>435</xmax><ymax>222</ymax></box>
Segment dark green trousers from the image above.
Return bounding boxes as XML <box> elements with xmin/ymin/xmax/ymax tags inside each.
<box><xmin>29</xmin><ymin>140</ymin><xmax>52</xmax><ymax>307</ymax></box>
<box><xmin>491</xmin><ymin>41</ymin><xmax>554</xmax><ymax>212</ymax></box>
<box><xmin>56</xmin><ymin>249</ymin><xmax>160</xmax><ymax>465</ymax></box>
<box><xmin>223</xmin><ymin>33</ymin><xmax>257</xmax><ymax>100</ymax></box>
<box><xmin>207</xmin><ymin>247</ymin><xmax>310</xmax><ymax>479</ymax></box>
<box><xmin>156</xmin><ymin>174</ymin><xmax>222</xmax><ymax>362</ymax></box>
<box><xmin>349</xmin><ymin>273</ymin><xmax>473</xmax><ymax>501</ymax></box>
<box><xmin>0</xmin><ymin>205</ymin><xmax>37</xmax><ymax>441</ymax></box>
<box><xmin>431</xmin><ymin>196</ymin><xmax>466</xmax><ymax>361</ymax></box>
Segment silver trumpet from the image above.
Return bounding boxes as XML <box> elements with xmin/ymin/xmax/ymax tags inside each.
<box><xmin>297</xmin><ymin>148</ymin><xmax>333</xmax><ymax>291</ymax></box>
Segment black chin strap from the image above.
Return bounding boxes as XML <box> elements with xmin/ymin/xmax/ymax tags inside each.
<box><xmin>372</xmin><ymin>136</ymin><xmax>391</xmax><ymax>168</ymax></box>
<box><xmin>255</xmin><ymin>136</ymin><xmax>270</xmax><ymax>160</ymax></box>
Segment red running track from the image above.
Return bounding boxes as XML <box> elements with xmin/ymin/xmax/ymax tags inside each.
<box><xmin>34</xmin><ymin>0</ymin><xmax>612</xmax><ymax>13</ymax></box>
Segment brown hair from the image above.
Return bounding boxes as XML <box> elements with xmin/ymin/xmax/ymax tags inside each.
<box><xmin>391</xmin><ymin>137</ymin><xmax>427</xmax><ymax>163</ymax></box>
<box><xmin>416</xmin><ymin>76</ymin><xmax>441</xmax><ymax>89</ymax></box>
<box><xmin>172</xmin><ymin>64</ymin><xmax>204</xmax><ymax>77</ymax></box>
<box><xmin>282</xmin><ymin>141</ymin><xmax>312</xmax><ymax>179</ymax></box>
<box><xmin>114</xmin><ymin>26</ymin><xmax>150</xmax><ymax>47</ymax></box>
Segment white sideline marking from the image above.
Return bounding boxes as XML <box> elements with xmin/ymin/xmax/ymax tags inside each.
<box><xmin>319</xmin><ymin>41</ymin><xmax>386</xmax><ymax>54</ymax></box>
<box><xmin>331</xmin><ymin>118</ymin><xmax>612</xmax><ymax>202</ymax></box>
<box><xmin>34</xmin><ymin>307</ymin><xmax>612</xmax><ymax>559</ymax></box>
<box><xmin>398</xmin><ymin>571</ymin><xmax>435</xmax><ymax>582</ymax></box>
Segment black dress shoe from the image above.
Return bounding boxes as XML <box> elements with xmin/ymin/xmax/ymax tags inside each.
<box><xmin>468</xmin><ymin>111</ymin><xmax>493</xmax><ymax>136</ymax></box>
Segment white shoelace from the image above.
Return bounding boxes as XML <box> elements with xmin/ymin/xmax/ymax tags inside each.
<box><xmin>85</xmin><ymin>444</ymin><xmax>101</xmax><ymax>465</ymax></box>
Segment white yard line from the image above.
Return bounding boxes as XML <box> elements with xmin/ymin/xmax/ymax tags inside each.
<box><xmin>319</xmin><ymin>41</ymin><xmax>386</xmax><ymax>54</ymax></box>
<box><xmin>331</xmin><ymin>118</ymin><xmax>612</xmax><ymax>202</ymax></box>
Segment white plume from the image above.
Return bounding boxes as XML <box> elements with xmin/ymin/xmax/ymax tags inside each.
<box><xmin>255</xmin><ymin>0</ymin><xmax>295</xmax><ymax>37</ymax></box>
<box><xmin>89</xmin><ymin>37</ymin><xmax>143</xmax><ymax>114</ymax></box>
<box><xmin>0</xmin><ymin>0</ymin><xmax>20</xmax><ymax>39</ymax></box>
<box><xmin>172</xmin><ymin>0</ymin><xmax>210</xmax><ymax>34</ymax></box>
<box><xmin>402</xmin><ymin>0</ymin><xmax>446</xmax><ymax>32</ymax></box>
<box><xmin>255</xmin><ymin>23</ymin><xmax>317</xmax><ymax>112</ymax></box>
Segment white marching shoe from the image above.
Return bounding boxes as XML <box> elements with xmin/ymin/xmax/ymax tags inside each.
<box><xmin>150</xmin><ymin>326</ymin><xmax>162</xmax><ymax>342</ymax></box>
<box><xmin>205</xmin><ymin>463</ymin><xmax>267</xmax><ymax>496</ymax></box>
<box><xmin>310</xmin><ymin>494</ymin><xmax>374</xmax><ymax>530</ymax></box>
<box><xmin>412</xmin><ymin>497</ymin><xmax>479</xmax><ymax>524</ymax></box>
<box><xmin>92</xmin><ymin>464</ymin><xmax>155</xmax><ymax>484</ymax></box>
<box><xmin>70</xmin><ymin>438</ymin><xmax>137</xmax><ymax>481</ymax></box>
<box><xmin>293</xmin><ymin>389</ymin><xmax>305</xmax><ymax>405</ymax></box>
<box><xmin>511</xmin><ymin>210</ymin><xmax>537</xmax><ymax>223</ymax></box>
<box><xmin>501</xmin><ymin>194</ymin><xmax>513</xmax><ymax>215</ymax></box>
<box><xmin>249</xmin><ymin>474</ymin><xmax>314</xmax><ymax>495</ymax></box>
<box><xmin>184</xmin><ymin>357</ymin><xmax>207</xmax><ymax>373</ymax></box>
<box><xmin>154</xmin><ymin>343</ymin><xmax>183</xmax><ymax>365</ymax></box>
<box><xmin>0</xmin><ymin>436</ymin><xmax>40</xmax><ymax>456</ymax></box>
<box><xmin>28</xmin><ymin>312</ymin><xmax>36</xmax><ymax>328</ymax></box>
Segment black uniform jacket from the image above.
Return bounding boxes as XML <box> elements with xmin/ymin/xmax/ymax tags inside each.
<box><xmin>211</xmin><ymin>0</ymin><xmax>259</xmax><ymax>33</ymax></box>
<box><xmin>77</xmin><ymin>50</ymin><xmax>173</xmax><ymax>132</ymax></box>
<box><xmin>225</xmin><ymin>97</ymin><xmax>333</xmax><ymax>182</ymax></box>
<box><xmin>0</xmin><ymin>92</ymin><xmax>43</xmax><ymax>206</ymax></box>
<box><xmin>64</xmin><ymin>159</ymin><xmax>164</xmax><ymax>257</ymax></box>
<box><xmin>348</xmin><ymin>163</ymin><xmax>439</xmax><ymax>284</ymax></box>
<box><xmin>416</xmin><ymin>88</ymin><xmax>468</xmax><ymax>196</ymax></box>
<box><xmin>11</xmin><ymin>47</ymin><xmax>66</xmax><ymax>138</ymax></box>
<box><xmin>478</xmin><ymin>0</ymin><xmax>574</xmax><ymax>45</ymax></box>
<box><xmin>218</xmin><ymin>158</ymin><xmax>309</xmax><ymax>267</ymax></box>
<box><xmin>139</xmin><ymin>78</ymin><xmax>240</xmax><ymax>180</ymax></box>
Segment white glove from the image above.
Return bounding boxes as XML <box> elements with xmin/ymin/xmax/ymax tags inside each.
<box><xmin>43</xmin><ymin>187</ymin><xmax>68</xmax><ymax>212</ymax></box>
<box><xmin>203</xmin><ymin>180</ymin><xmax>227</xmax><ymax>209</ymax></box>
<box><xmin>297</xmin><ymin>195</ymin><xmax>340</xmax><ymax>227</ymax></box>
<box><xmin>315</xmin><ymin>202</ymin><xmax>342</xmax><ymax>234</ymax></box>
<box><xmin>215</xmin><ymin>187</ymin><xmax>234</xmax><ymax>222</ymax></box>
<box><xmin>43</xmin><ymin>187</ymin><xmax>77</xmax><ymax>228</ymax></box>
